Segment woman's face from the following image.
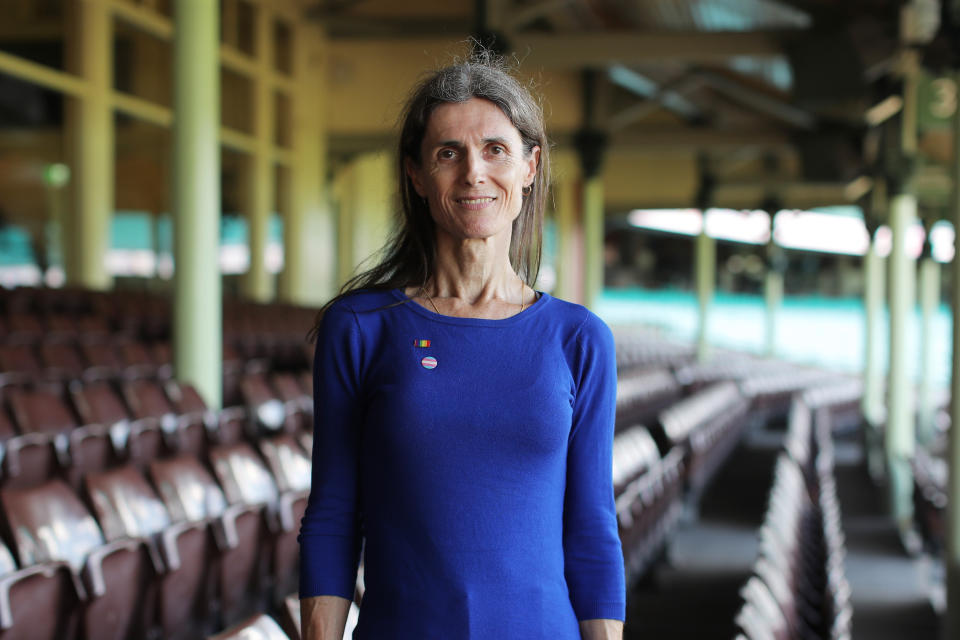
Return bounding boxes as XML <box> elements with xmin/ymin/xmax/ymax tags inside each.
<box><xmin>407</xmin><ymin>98</ymin><xmax>540</xmax><ymax>245</ymax></box>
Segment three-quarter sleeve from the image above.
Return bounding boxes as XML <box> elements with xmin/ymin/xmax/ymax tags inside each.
<box><xmin>298</xmin><ymin>303</ymin><xmax>364</xmax><ymax>599</ymax></box>
<box><xmin>563</xmin><ymin>313</ymin><xmax>626</xmax><ymax>621</ymax></box>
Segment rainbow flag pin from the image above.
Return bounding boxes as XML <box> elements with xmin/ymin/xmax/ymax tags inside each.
<box><xmin>413</xmin><ymin>339</ymin><xmax>431</xmax><ymax>348</ymax></box>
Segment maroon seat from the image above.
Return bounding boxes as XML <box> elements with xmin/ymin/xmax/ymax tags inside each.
<box><xmin>37</xmin><ymin>343</ymin><xmax>85</xmax><ymax>381</ymax></box>
<box><xmin>84</xmin><ymin>465</ymin><xmax>215</xmax><ymax>640</ymax></box>
<box><xmin>208</xmin><ymin>613</ymin><xmax>290</xmax><ymax>640</ymax></box>
<box><xmin>71</xmin><ymin>381</ymin><xmax>165</xmax><ymax>467</ymax></box>
<box><xmin>6</xmin><ymin>387</ymin><xmax>114</xmax><ymax>487</ymax></box>
<box><xmin>0</xmin><ymin>346</ymin><xmax>40</xmax><ymax>387</ymax></box>
<box><xmin>271</xmin><ymin>373</ymin><xmax>311</xmax><ymax>433</ymax></box>
<box><xmin>256</xmin><ymin>434</ymin><xmax>311</xmax><ymax>599</ymax></box>
<box><xmin>78</xmin><ymin>342</ymin><xmax>123</xmax><ymax>381</ymax></box>
<box><xmin>167</xmin><ymin>381</ymin><xmax>246</xmax><ymax>445</ymax></box>
<box><xmin>115</xmin><ymin>341</ymin><xmax>157</xmax><ymax>380</ymax></box>
<box><xmin>0</xmin><ymin>538</ymin><xmax>83</xmax><ymax>640</ymax></box>
<box><xmin>3</xmin><ymin>315</ymin><xmax>42</xmax><ymax>346</ymax></box>
<box><xmin>0</xmin><ymin>479</ymin><xmax>155</xmax><ymax>640</ymax></box>
<box><xmin>240</xmin><ymin>374</ymin><xmax>294</xmax><ymax>437</ymax></box>
<box><xmin>123</xmin><ymin>379</ymin><xmax>207</xmax><ymax>456</ymax></box>
<box><xmin>149</xmin><ymin>454</ymin><xmax>267</xmax><ymax>626</ymax></box>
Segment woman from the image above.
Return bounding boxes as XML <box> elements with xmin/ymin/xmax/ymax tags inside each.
<box><xmin>299</xmin><ymin>55</ymin><xmax>625</xmax><ymax>639</ymax></box>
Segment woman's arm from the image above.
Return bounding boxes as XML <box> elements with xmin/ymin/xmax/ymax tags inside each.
<box><xmin>579</xmin><ymin>618</ymin><xmax>624</xmax><ymax>640</ymax></box>
<box><xmin>301</xmin><ymin>595</ymin><xmax>351</xmax><ymax>640</ymax></box>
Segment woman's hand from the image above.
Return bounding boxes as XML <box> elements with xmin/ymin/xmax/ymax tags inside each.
<box><xmin>301</xmin><ymin>595</ymin><xmax>351</xmax><ymax>640</ymax></box>
<box><xmin>579</xmin><ymin>618</ymin><xmax>624</xmax><ymax>640</ymax></box>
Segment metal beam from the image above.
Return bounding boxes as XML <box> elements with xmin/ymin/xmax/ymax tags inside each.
<box><xmin>520</xmin><ymin>31</ymin><xmax>785</xmax><ymax>67</ymax></box>
<box><xmin>694</xmin><ymin>69</ymin><xmax>815</xmax><ymax>130</ymax></box>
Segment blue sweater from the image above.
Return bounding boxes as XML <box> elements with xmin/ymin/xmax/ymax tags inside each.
<box><xmin>299</xmin><ymin>288</ymin><xmax>625</xmax><ymax>638</ymax></box>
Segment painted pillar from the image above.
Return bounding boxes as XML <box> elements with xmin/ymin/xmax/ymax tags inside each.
<box><xmin>695</xmin><ymin>226</ymin><xmax>716</xmax><ymax>362</ymax></box>
<box><xmin>69</xmin><ymin>0</ymin><xmax>113</xmax><ymax>289</ymax></box>
<box><xmin>945</xmin><ymin>67</ymin><xmax>960</xmax><ymax>640</ymax></box>
<box><xmin>334</xmin><ymin>152</ymin><xmax>393</xmax><ymax>288</ymax></box>
<box><xmin>279</xmin><ymin>25</ymin><xmax>335</xmax><ymax>305</ymax></box>
<box><xmin>172</xmin><ymin>0</ymin><xmax>222</xmax><ymax>409</ymax></box>
<box><xmin>582</xmin><ymin>175</ymin><xmax>604</xmax><ymax>310</ymax></box>
<box><xmin>551</xmin><ymin>150</ymin><xmax>582</xmax><ymax>304</ymax></box>
<box><xmin>862</xmin><ymin>230</ymin><xmax>887</xmax><ymax>481</ymax></box>
<box><xmin>886</xmin><ymin>189</ymin><xmax>917</xmax><ymax>531</ymax></box>
<box><xmin>763</xmin><ymin>241</ymin><xmax>785</xmax><ymax>357</ymax></box>
<box><xmin>917</xmin><ymin>241</ymin><xmax>940</xmax><ymax>445</ymax></box>
<box><xmin>243</xmin><ymin>3</ymin><xmax>276</xmax><ymax>302</ymax></box>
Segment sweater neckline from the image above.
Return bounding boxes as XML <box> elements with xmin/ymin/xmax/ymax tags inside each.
<box><xmin>389</xmin><ymin>287</ymin><xmax>551</xmax><ymax>327</ymax></box>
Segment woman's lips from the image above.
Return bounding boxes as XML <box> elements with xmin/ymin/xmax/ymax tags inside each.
<box><xmin>455</xmin><ymin>196</ymin><xmax>496</xmax><ymax>210</ymax></box>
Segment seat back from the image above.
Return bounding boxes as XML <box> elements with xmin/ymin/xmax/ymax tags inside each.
<box><xmin>208</xmin><ymin>613</ymin><xmax>290</xmax><ymax>639</ymax></box>
<box><xmin>208</xmin><ymin>442</ymin><xmax>279</xmax><ymax>507</ymax></box>
<box><xmin>0</xmin><ymin>479</ymin><xmax>104</xmax><ymax>572</ymax></box>
<box><xmin>258</xmin><ymin>434</ymin><xmax>311</xmax><ymax>494</ymax></box>
<box><xmin>84</xmin><ymin>466</ymin><xmax>172</xmax><ymax>541</ymax></box>
<box><xmin>148</xmin><ymin>455</ymin><xmax>227</xmax><ymax>523</ymax></box>
<box><xmin>7</xmin><ymin>387</ymin><xmax>74</xmax><ymax>438</ymax></box>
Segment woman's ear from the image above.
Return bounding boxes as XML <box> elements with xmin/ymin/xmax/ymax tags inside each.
<box><xmin>524</xmin><ymin>146</ymin><xmax>541</xmax><ymax>187</ymax></box>
<box><xmin>405</xmin><ymin>157</ymin><xmax>426</xmax><ymax>197</ymax></box>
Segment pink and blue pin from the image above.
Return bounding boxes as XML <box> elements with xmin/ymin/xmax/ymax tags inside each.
<box><xmin>421</xmin><ymin>356</ymin><xmax>438</xmax><ymax>370</ymax></box>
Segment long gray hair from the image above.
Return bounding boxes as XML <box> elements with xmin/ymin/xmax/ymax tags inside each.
<box><xmin>309</xmin><ymin>52</ymin><xmax>550</xmax><ymax>340</ymax></box>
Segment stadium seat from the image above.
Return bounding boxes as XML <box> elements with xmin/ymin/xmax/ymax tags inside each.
<box><xmin>123</xmin><ymin>378</ymin><xmax>207</xmax><ymax>456</ymax></box>
<box><xmin>0</xmin><ymin>479</ymin><xmax>155</xmax><ymax>640</ymax></box>
<box><xmin>70</xmin><ymin>380</ymin><xmax>165</xmax><ymax>467</ymax></box>
<box><xmin>84</xmin><ymin>465</ymin><xmax>216</xmax><ymax>640</ymax></box>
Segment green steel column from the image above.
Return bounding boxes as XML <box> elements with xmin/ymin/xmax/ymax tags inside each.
<box><xmin>945</xmin><ymin>68</ymin><xmax>960</xmax><ymax>640</ymax></box>
<box><xmin>244</xmin><ymin>4</ymin><xmax>275</xmax><ymax>303</ymax></box>
<box><xmin>582</xmin><ymin>175</ymin><xmax>604</xmax><ymax>310</ymax></box>
<box><xmin>279</xmin><ymin>26</ymin><xmax>333</xmax><ymax>305</ymax></box>
<box><xmin>917</xmin><ymin>253</ymin><xmax>940</xmax><ymax>444</ymax></box>
<box><xmin>695</xmin><ymin>227</ymin><xmax>716</xmax><ymax>362</ymax></box>
<box><xmin>71</xmin><ymin>0</ymin><xmax>113</xmax><ymax>290</ymax></box>
<box><xmin>172</xmin><ymin>0</ymin><xmax>221</xmax><ymax>409</ymax></box>
<box><xmin>862</xmin><ymin>238</ymin><xmax>887</xmax><ymax>481</ymax></box>
<box><xmin>886</xmin><ymin>190</ymin><xmax>917</xmax><ymax>533</ymax></box>
<box><xmin>763</xmin><ymin>271</ymin><xmax>783</xmax><ymax>357</ymax></box>
<box><xmin>551</xmin><ymin>151</ymin><xmax>581</xmax><ymax>304</ymax></box>
<box><xmin>350</xmin><ymin>152</ymin><xmax>393</xmax><ymax>275</ymax></box>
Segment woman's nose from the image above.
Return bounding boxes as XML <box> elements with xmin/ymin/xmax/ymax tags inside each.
<box><xmin>462</xmin><ymin>150</ymin><xmax>487</xmax><ymax>185</ymax></box>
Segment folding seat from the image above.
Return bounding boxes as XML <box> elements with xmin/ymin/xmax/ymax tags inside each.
<box><xmin>3</xmin><ymin>315</ymin><xmax>42</xmax><ymax>346</ymax></box>
<box><xmin>208</xmin><ymin>613</ymin><xmax>290</xmax><ymax>640</ymax></box>
<box><xmin>70</xmin><ymin>381</ymin><xmax>165</xmax><ymax>468</ymax></box>
<box><xmin>123</xmin><ymin>378</ymin><xmax>207</xmax><ymax>456</ymax></box>
<box><xmin>37</xmin><ymin>342</ymin><xmax>85</xmax><ymax>382</ymax></box>
<box><xmin>0</xmin><ymin>479</ymin><xmax>156</xmax><ymax>640</ymax></box>
<box><xmin>271</xmin><ymin>372</ymin><xmax>312</xmax><ymax>433</ymax></box>
<box><xmin>78</xmin><ymin>342</ymin><xmax>124</xmax><ymax>381</ymax></box>
<box><xmin>256</xmin><ymin>434</ymin><xmax>311</xmax><ymax>599</ymax></box>
<box><xmin>208</xmin><ymin>442</ymin><xmax>282</xmax><ymax>606</ymax></box>
<box><xmin>150</xmin><ymin>342</ymin><xmax>173</xmax><ymax>379</ymax></box>
<box><xmin>0</xmin><ymin>538</ymin><xmax>83</xmax><ymax>640</ymax></box>
<box><xmin>149</xmin><ymin>454</ymin><xmax>269</xmax><ymax>627</ymax></box>
<box><xmin>115</xmin><ymin>341</ymin><xmax>158</xmax><ymax>380</ymax></box>
<box><xmin>0</xmin><ymin>345</ymin><xmax>41</xmax><ymax>387</ymax></box>
<box><xmin>6</xmin><ymin>386</ymin><xmax>115</xmax><ymax>487</ymax></box>
<box><xmin>241</xmin><ymin>373</ymin><xmax>296</xmax><ymax>438</ymax></box>
<box><xmin>84</xmin><ymin>465</ymin><xmax>216</xmax><ymax>640</ymax></box>
<box><xmin>166</xmin><ymin>380</ymin><xmax>246</xmax><ymax>445</ymax></box>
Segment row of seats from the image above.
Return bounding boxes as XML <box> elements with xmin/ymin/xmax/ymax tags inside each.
<box><xmin>734</xmin><ymin>388</ymin><xmax>855</xmax><ymax>640</ymax></box>
<box><xmin>0</xmin><ymin>430</ymin><xmax>312</xmax><ymax>640</ymax></box>
<box><xmin>0</xmin><ymin>372</ymin><xmax>312</xmax><ymax>489</ymax></box>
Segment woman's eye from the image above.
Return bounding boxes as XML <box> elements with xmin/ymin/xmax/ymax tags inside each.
<box><xmin>490</xmin><ymin>145</ymin><xmax>505</xmax><ymax>155</ymax></box>
<box><xmin>438</xmin><ymin>149</ymin><xmax>456</xmax><ymax>160</ymax></box>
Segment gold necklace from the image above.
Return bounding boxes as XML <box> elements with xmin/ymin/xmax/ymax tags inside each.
<box><xmin>419</xmin><ymin>279</ymin><xmax>525</xmax><ymax>316</ymax></box>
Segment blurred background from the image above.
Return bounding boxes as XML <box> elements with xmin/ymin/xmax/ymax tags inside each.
<box><xmin>1</xmin><ymin>0</ymin><xmax>959</xmax><ymax>639</ymax></box>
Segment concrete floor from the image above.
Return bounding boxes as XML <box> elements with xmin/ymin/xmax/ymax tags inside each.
<box><xmin>624</xmin><ymin>426</ymin><xmax>941</xmax><ymax>639</ymax></box>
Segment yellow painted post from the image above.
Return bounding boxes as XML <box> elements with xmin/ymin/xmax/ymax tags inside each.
<box><xmin>172</xmin><ymin>0</ymin><xmax>221</xmax><ymax>409</ymax></box>
<box><xmin>862</xmin><ymin>235</ymin><xmax>887</xmax><ymax>481</ymax></box>
<box><xmin>917</xmin><ymin>253</ymin><xmax>940</xmax><ymax>444</ymax></box>
<box><xmin>333</xmin><ymin>152</ymin><xmax>393</xmax><ymax>287</ymax></box>
<box><xmin>763</xmin><ymin>269</ymin><xmax>783</xmax><ymax>357</ymax></box>
<box><xmin>243</xmin><ymin>3</ymin><xmax>276</xmax><ymax>302</ymax></box>
<box><xmin>551</xmin><ymin>151</ymin><xmax>581</xmax><ymax>303</ymax></box>
<box><xmin>695</xmin><ymin>226</ymin><xmax>716</xmax><ymax>362</ymax></box>
<box><xmin>279</xmin><ymin>25</ymin><xmax>335</xmax><ymax>305</ymax></box>
<box><xmin>886</xmin><ymin>190</ymin><xmax>917</xmax><ymax>536</ymax></box>
<box><xmin>334</xmin><ymin>162</ymin><xmax>355</xmax><ymax>287</ymax></box>
<box><xmin>945</xmin><ymin>68</ymin><xmax>960</xmax><ymax>640</ymax></box>
<box><xmin>69</xmin><ymin>0</ymin><xmax>113</xmax><ymax>290</ymax></box>
<box><xmin>582</xmin><ymin>175</ymin><xmax>604</xmax><ymax>310</ymax></box>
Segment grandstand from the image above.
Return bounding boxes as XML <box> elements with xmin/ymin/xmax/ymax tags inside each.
<box><xmin>0</xmin><ymin>0</ymin><xmax>957</xmax><ymax>639</ymax></box>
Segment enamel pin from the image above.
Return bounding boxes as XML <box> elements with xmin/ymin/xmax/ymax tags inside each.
<box><xmin>421</xmin><ymin>356</ymin><xmax>438</xmax><ymax>370</ymax></box>
<box><xmin>413</xmin><ymin>339</ymin><xmax>431</xmax><ymax>347</ymax></box>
